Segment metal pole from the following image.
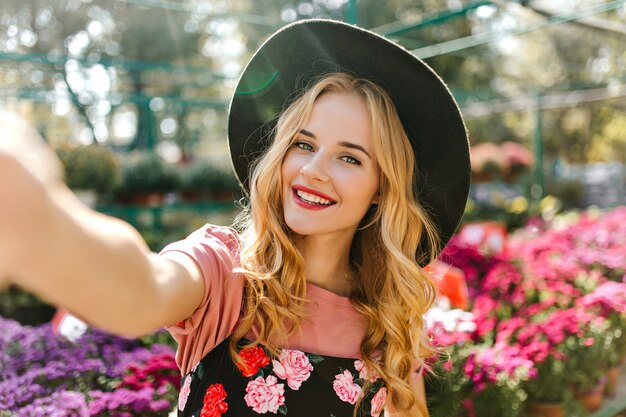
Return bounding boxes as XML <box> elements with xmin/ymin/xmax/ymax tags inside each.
<box><xmin>347</xmin><ymin>0</ymin><xmax>357</xmax><ymax>24</ymax></box>
<box><xmin>532</xmin><ymin>93</ymin><xmax>544</xmax><ymax>200</ymax></box>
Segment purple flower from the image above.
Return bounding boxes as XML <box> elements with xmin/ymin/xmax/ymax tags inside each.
<box><xmin>0</xmin><ymin>318</ymin><xmax>177</xmax><ymax>414</ymax></box>
<box><xmin>12</xmin><ymin>390</ymin><xmax>88</xmax><ymax>417</ymax></box>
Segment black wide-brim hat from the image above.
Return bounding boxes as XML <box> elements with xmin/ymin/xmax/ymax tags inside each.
<box><xmin>228</xmin><ymin>19</ymin><xmax>470</xmax><ymax>259</ymax></box>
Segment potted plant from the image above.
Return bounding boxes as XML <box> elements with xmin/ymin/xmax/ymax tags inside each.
<box><xmin>578</xmin><ymin>281</ymin><xmax>626</xmax><ymax>396</ymax></box>
<box><xmin>56</xmin><ymin>145</ymin><xmax>121</xmax><ymax>206</ymax></box>
<box><xmin>500</xmin><ymin>141</ymin><xmax>533</xmax><ymax>183</ymax></box>
<box><xmin>425</xmin><ymin>305</ymin><xmax>477</xmax><ymax>417</ymax></box>
<box><xmin>457</xmin><ymin>343</ymin><xmax>533</xmax><ymax>417</ymax></box>
<box><xmin>115</xmin><ymin>152</ymin><xmax>179</xmax><ymax>205</ymax></box>
<box><xmin>504</xmin><ymin>305</ymin><xmax>609</xmax><ymax>415</ymax></box>
<box><xmin>425</xmin><ymin>303</ymin><xmax>533</xmax><ymax>417</ymax></box>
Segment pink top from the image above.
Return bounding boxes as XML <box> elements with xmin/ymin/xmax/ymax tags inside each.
<box><xmin>160</xmin><ymin>224</ymin><xmax>368</xmax><ymax>375</ymax></box>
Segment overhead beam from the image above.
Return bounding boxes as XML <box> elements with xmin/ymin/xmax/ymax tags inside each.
<box><xmin>412</xmin><ymin>0</ymin><xmax>626</xmax><ymax>59</ymax></box>
<box><xmin>523</xmin><ymin>1</ymin><xmax>626</xmax><ymax>39</ymax></box>
<box><xmin>0</xmin><ymin>86</ymin><xmax>228</xmax><ymax>109</ymax></box>
<box><xmin>372</xmin><ymin>1</ymin><xmax>493</xmax><ymax>37</ymax></box>
<box><xmin>115</xmin><ymin>0</ymin><xmax>281</xmax><ymax>28</ymax></box>
<box><xmin>461</xmin><ymin>84</ymin><xmax>626</xmax><ymax>119</ymax></box>
<box><xmin>0</xmin><ymin>51</ymin><xmax>227</xmax><ymax>78</ymax></box>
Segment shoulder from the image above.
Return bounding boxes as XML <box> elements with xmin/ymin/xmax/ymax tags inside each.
<box><xmin>184</xmin><ymin>224</ymin><xmax>241</xmax><ymax>249</ymax></box>
<box><xmin>161</xmin><ymin>224</ymin><xmax>241</xmax><ymax>263</ymax></box>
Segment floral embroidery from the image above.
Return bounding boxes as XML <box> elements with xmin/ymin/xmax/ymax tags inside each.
<box><xmin>238</xmin><ymin>346</ymin><xmax>271</xmax><ymax>377</ymax></box>
<box><xmin>184</xmin><ymin>337</ymin><xmax>390</xmax><ymax>417</ymax></box>
<box><xmin>200</xmin><ymin>383</ymin><xmax>228</xmax><ymax>417</ymax></box>
<box><xmin>272</xmin><ymin>349</ymin><xmax>314</xmax><ymax>390</ymax></box>
<box><xmin>332</xmin><ymin>369</ymin><xmax>362</xmax><ymax>405</ymax></box>
<box><xmin>354</xmin><ymin>359</ymin><xmax>380</xmax><ymax>382</ymax></box>
<box><xmin>244</xmin><ymin>375</ymin><xmax>286</xmax><ymax>414</ymax></box>
<box><xmin>370</xmin><ymin>387</ymin><xmax>387</xmax><ymax>417</ymax></box>
<box><xmin>178</xmin><ymin>374</ymin><xmax>192</xmax><ymax>411</ymax></box>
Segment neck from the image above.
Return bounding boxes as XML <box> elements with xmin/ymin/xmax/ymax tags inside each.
<box><xmin>298</xmin><ymin>233</ymin><xmax>355</xmax><ymax>297</ymax></box>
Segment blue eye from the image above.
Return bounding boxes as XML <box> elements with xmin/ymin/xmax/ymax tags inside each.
<box><xmin>341</xmin><ymin>155</ymin><xmax>361</xmax><ymax>165</ymax></box>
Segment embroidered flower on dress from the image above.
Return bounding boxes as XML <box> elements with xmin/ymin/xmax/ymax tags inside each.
<box><xmin>237</xmin><ymin>346</ymin><xmax>271</xmax><ymax>377</ymax></box>
<box><xmin>178</xmin><ymin>374</ymin><xmax>192</xmax><ymax>411</ymax></box>
<box><xmin>244</xmin><ymin>375</ymin><xmax>286</xmax><ymax>414</ymax></box>
<box><xmin>370</xmin><ymin>387</ymin><xmax>387</xmax><ymax>417</ymax></box>
<box><xmin>272</xmin><ymin>349</ymin><xmax>314</xmax><ymax>390</ymax></box>
<box><xmin>332</xmin><ymin>369</ymin><xmax>362</xmax><ymax>405</ymax></box>
<box><xmin>354</xmin><ymin>359</ymin><xmax>380</xmax><ymax>382</ymax></box>
<box><xmin>200</xmin><ymin>383</ymin><xmax>228</xmax><ymax>417</ymax></box>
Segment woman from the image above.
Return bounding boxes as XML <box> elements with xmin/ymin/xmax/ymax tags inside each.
<box><xmin>0</xmin><ymin>20</ymin><xmax>469</xmax><ymax>417</ymax></box>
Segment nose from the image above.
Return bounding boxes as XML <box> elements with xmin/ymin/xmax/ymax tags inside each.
<box><xmin>300</xmin><ymin>154</ymin><xmax>330</xmax><ymax>182</ymax></box>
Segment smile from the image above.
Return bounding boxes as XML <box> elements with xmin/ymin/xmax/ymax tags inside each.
<box><xmin>296</xmin><ymin>190</ymin><xmax>334</xmax><ymax>205</ymax></box>
<box><xmin>291</xmin><ymin>186</ymin><xmax>337</xmax><ymax>210</ymax></box>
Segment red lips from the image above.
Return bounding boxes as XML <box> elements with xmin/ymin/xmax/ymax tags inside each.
<box><xmin>291</xmin><ymin>185</ymin><xmax>337</xmax><ymax>210</ymax></box>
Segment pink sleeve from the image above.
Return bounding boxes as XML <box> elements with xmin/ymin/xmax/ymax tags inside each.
<box><xmin>159</xmin><ymin>224</ymin><xmax>244</xmax><ymax>375</ymax></box>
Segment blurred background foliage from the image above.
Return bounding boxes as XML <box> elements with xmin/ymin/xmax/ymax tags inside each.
<box><xmin>1</xmin><ymin>0</ymin><xmax>625</xmax><ymax>325</ymax></box>
<box><xmin>1</xmin><ymin>0</ymin><xmax>624</xmax><ymax>163</ymax></box>
<box><xmin>0</xmin><ymin>0</ymin><xmax>624</xmax><ymax>231</ymax></box>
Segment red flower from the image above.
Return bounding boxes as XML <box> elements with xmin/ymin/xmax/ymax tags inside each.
<box><xmin>200</xmin><ymin>384</ymin><xmax>228</xmax><ymax>417</ymax></box>
<box><xmin>237</xmin><ymin>346</ymin><xmax>271</xmax><ymax>377</ymax></box>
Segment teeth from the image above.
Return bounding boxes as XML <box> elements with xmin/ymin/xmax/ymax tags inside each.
<box><xmin>296</xmin><ymin>190</ymin><xmax>333</xmax><ymax>205</ymax></box>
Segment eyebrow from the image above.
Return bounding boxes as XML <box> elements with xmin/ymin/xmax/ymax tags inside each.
<box><xmin>298</xmin><ymin>129</ymin><xmax>372</xmax><ymax>159</ymax></box>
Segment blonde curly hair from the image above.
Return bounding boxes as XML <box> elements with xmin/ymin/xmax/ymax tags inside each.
<box><xmin>231</xmin><ymin>72</ymin><xmax>440</xmax><ymax>416</ymax></box>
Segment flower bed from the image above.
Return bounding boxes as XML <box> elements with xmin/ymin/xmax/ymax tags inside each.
<box><xmin>0</xmin><ymin>319</ymin><xmax>179</xmax><ymax>416</ymax></box>
<box><xmin>427</xmin><ymin>206</ymin><xmax>626</xmax><ymax>417</ymax></box>
<box><xmin>1</xmin><ymin>207</ymin><xmax>624</xmax><ymax>416</ymax></box>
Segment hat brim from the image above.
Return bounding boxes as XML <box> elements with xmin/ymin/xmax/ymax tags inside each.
<box><xmin>228</xmin><ymin>19</ymin><xmax>470</xmax><ymax>257</ymax></box>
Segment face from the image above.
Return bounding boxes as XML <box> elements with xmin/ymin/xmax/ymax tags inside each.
<box><xmin>281</xmin><ymin>91</ymin><xmax>380</xmax><ymax>240</ymax></box>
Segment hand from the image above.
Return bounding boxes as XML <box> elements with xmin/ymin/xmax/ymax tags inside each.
<box><xmin>0</xmin><ymin>110</ymin><xmax>64</xmax><ymax>284</ymax></box>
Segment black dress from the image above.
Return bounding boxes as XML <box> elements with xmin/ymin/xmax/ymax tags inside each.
<box><xmin>177</xmin><ymin>337</ymin><xmax>387</xmax><ymax>417</ymax></box>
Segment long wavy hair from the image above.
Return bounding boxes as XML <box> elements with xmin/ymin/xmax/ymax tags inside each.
<box><xmin>230</xmin><ymin>73</ymin><xmax>440</xmax><ymax>416</ymax></box>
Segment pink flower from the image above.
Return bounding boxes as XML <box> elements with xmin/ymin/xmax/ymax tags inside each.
<box><xmin>178</xmin><ymin>374</ymin><xmax>191</xmax><ymax>411</ymax></box>
<box><xmin>333</xmin><ymin>369</ymin><xmax>362</xmax><ymax>405</ymax></box>
<box><xmin>244</xmin><ymin>375</ymin><xmax>285</xmax><ymax>414</ymax></box>
<box><xmin>354</xmin><ymin>359</ymin><xmax>380</xmax><ymax>382</ymax></box>
<box><xmin>370</xmin><ymin>387</ymin><xmax>387</xmax><ymax>417</ymax></box>
<box><xmin>272</xmin><ymin>349</ymin><xmax>313</xmax><ymax>390</ymax></box>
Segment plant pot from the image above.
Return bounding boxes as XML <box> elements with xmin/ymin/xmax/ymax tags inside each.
<box><xmin>526</xmin><ymin>401</ymin><xmax>565</xmax><ymax>417</ymax></box>
<box><xmin>128</xmin><ymin>192</ymin><xmax>164</xmax><ymax>206</ymax></box>
<box><xmin>574</xmin><ymin>378</ymin><xmax>607</xmax><ymax>412</ymax></box>
<box><xmin>606</xmin><ymin>366</ymin><xmax>622</xmax><ymax>397</ymax></box>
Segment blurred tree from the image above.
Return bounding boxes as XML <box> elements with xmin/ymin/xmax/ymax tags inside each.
<box><xmin>0</xmin><ymin>0</ymin><xmax>624</xmax><ymax>167</ymax></box>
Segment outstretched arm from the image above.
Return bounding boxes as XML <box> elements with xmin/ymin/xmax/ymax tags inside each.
<box><xmin>0</xmin><ymin>112</ymin><xmax>204</xmax><ymax>337</ymax></box>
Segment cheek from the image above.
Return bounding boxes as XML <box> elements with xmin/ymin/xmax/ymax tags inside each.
<box><xmin>283</xmin><ymin>150</ymin><xmax>307</xmax><ymax>177</ymax></box>
<box><xmin>280</xmin><ymin>154</ymin><xmax>300</xmax><ymax>193</ymax></box>
<box><xmin>280</xmin><ymin>158</ymin><xmax>293</xmax><ymax>187</ymax></box>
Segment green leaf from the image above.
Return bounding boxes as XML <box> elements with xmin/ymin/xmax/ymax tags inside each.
<box><xmin>307</xmin><ymin>353</ymin><xmax>324</xmax><ymax>364</ymax></box>
<box><xmin>196</xmin><ymin>362</ymin><xmax>205</xmax><ymax>379</ymax></box>
<box><xmin>279</xmin><ymin>404</ymin><xmax>288</xmax><ymax>415</ymax></box>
